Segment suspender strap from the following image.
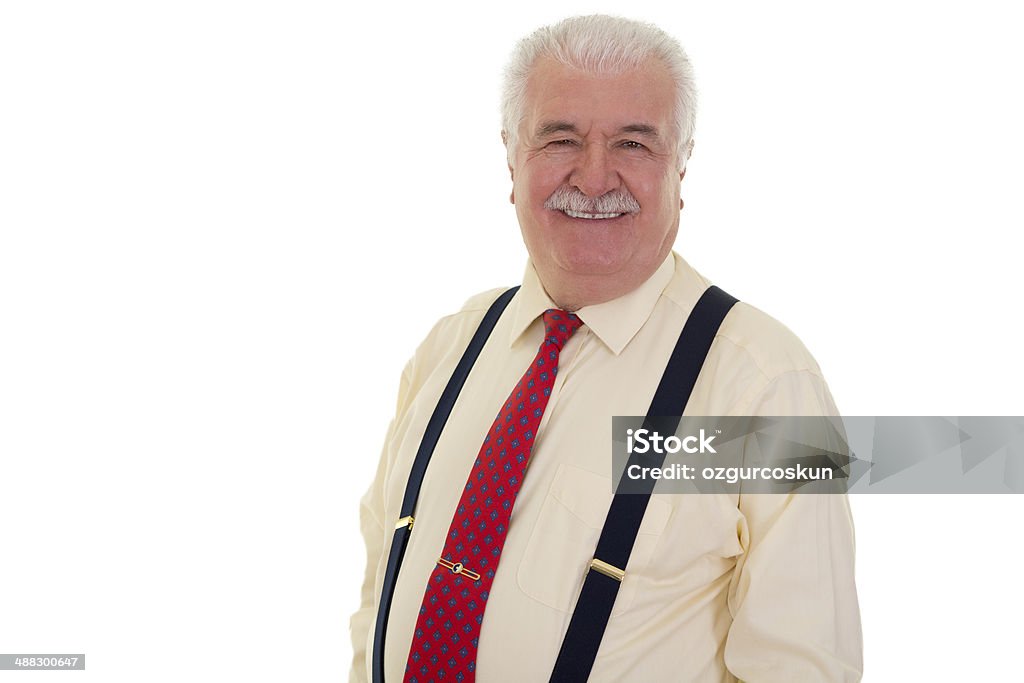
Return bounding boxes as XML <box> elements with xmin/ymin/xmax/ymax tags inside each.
<box><xmin>371</xmin><ymin>286</ymin><xmax>520</xmax><ymax>683</ymax></box>
<box><xmin>548</xmin><ymin>285</ymin><xmax>738</xmax><ymax>683</ymax></box>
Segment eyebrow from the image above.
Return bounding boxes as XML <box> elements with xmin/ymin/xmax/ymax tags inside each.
<box><xmin>534</xmin><ymin>121</ymin><xmax>661</xmax><ymax>139</ymax></box>
<box><xmin>619</xmin><ymin>123</ymin><xmax>660</xmax><ymax>138</ymax></box>
<box><xmin>535</xmin><ymin>121</ymin><xmax>579</xmax><ymax>137</ymax></box>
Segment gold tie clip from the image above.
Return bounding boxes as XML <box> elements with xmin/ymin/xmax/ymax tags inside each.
<box><xmin>437</xmin><ymin>557</ymin><xmax>482</xmax><ymax>581</ymax></box>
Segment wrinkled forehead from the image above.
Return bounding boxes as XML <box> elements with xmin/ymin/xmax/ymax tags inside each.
<box><xmin>520</xmin><ymin>56</ymin><xmax>677</xmax><ymax>142</ymax></box>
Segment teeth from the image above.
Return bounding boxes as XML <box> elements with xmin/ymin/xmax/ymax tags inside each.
<box><xmin>563</xmin><ymin>209</ymin><xmax>624</xmax><ymax>220</ymax></box>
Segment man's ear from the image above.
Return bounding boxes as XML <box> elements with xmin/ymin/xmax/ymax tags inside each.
<box><xmin>502</xmin><ymin>130</ymin><xmax>515</xmax><ymax>203</ymax></box>
<box><xmin>507</xmin><ymin>162</ymin><xmax>515</xmax><ymax>204</ymax></box>
<box><xmin>502</xmin><ymin>129</ymin><xmax>512</xmax><ymax>179</ymax></box>
<box><xmin>680</xmin><ymin>139</ymin><xmax>695</xmax><ymax>180</ymax></box>
<box><xmin>679</xmin><ymin>140</ymin><xmax>692</xmax><ymax>209</ymax></box>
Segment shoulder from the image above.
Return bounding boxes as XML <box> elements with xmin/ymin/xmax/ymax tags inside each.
<box><xmin>418</xmin><ymin>286</ymin><xmax>512</xmax><ymax>348</ymax></box>
<box><xmin>660</xmin><ymin>258</ymin><xmax>836</xmax><ymax>415</ymax></box>
<box><xmin>404</xmin><ymin>286</ymin><xmax>513</xmax><ymax>389</ymax></box>
<box><xmin>458</xmin><ymin>287</ymin><xmax>514</xmax><ymax>315</ymax></box>
<box><xmin>661</xmin><ymin>254</ymin><xmax>823</xmax><ymax>382</ymax></box>
<box><xmin>708</xmin><ymin>299</ymin><xmax>837</xmax><ymax>415</ymax></box>
<box><xmin>717</xmin><ymin>301</ymin><xmax>823</xmax><ymax>380</ymax></box>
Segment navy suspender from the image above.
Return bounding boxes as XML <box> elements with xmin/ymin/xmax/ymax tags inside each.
<box><xmin>372</xmin><ymin>286</ymin><xmax>520</xmax><ymax>683</ymax></box>
<box><xmin>370</xmin><ymin>284</ymin><xmax>738</xmax><ymax>683</ymax></box>
<box><xmin>548</xmin><ymin>285</ymin><xmax>738</xmax><ymax>683</ymax></box>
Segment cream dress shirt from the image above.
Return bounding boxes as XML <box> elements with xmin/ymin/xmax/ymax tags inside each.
<box><xmin>350</xmin><ymin>253</ymin><xmax>863</xmax><ymax>682</ymax></box>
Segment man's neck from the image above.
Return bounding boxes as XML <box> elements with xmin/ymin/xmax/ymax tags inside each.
<box><xmin>540</xmin><ymin>266</ymin><xmax>660</xmax><ymax>312</ymax></box>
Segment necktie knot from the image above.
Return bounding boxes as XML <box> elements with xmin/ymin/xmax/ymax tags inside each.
<box><xmin>542</xmin><ymin>309</ymin><xmax>582</xmax><ymax>349</ymax></box>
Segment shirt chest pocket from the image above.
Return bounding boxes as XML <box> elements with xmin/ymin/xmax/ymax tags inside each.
<box><xmin>516</xmin><ymin>463</ymin><xmax>671</xmax><ymax>616</ymax></box>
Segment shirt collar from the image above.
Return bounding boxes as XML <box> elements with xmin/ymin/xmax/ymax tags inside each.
<box><xmin>509</xmin><ymin>254</ymin><xmax>676</xmax><ymax>355</ymax></box>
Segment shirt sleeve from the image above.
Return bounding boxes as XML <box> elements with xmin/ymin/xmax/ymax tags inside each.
<box><xmin>348</xmin><ymin>362</ymin><xmax>413</xmax><ymax>683</ymax></box>
<box><xmin>723</xmin><ymin>370</ymin><xmax>864</xmax><ymax>682</ymax></box>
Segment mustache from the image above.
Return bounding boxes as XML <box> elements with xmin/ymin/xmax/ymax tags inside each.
<box><xmin>543</xmin><ymin>186</ymin><xmax>641</xmax><ymax>215</ymax></box>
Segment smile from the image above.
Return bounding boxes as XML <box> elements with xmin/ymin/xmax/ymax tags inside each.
<box><xmin>562</xmin><ymin>209</ymin><xmax>626</xmax><ymax>220</ymax></box>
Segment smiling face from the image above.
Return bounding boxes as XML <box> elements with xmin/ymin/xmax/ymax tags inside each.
<box><xmin>509</xmin><ymin>56</ymin><xmax>684</xmax><ymax>310</ymax></box>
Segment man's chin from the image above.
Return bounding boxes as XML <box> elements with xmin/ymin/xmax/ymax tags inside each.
<box><xmin>551</xmin><ymin>252</ymin><xmax>630</xmax><ymax>277</ymax></box>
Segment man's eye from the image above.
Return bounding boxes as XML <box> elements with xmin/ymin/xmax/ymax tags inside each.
<box><xmin>621</xmin><ymin>140</ymin><xmax>645</xmax><ymax>150</ymax></box>
<box><xmin>547</xmin><ymin>139</ymin><xmax>577</xmax><ymax>147</ymax></box>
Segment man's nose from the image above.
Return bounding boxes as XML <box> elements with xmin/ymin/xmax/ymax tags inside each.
<box><xmin>569</xmin><ymin>143</ymin><xmax>620</xmax><ymax>198</ymax></box>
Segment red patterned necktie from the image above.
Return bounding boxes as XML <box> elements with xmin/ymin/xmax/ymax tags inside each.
<box><xmin>403</xmin><ymin>309</ymin><xmax>582</xmax><ymax>683</ymax></box>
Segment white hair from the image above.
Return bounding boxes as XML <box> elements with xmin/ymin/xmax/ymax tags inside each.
<box><xmin>501</xmin><ymin>15</ymin><xmax>697</xmax><ymax>170</ymax></box>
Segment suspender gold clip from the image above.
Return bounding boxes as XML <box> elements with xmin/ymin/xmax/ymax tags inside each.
<box><xmin>589</xmin><ymin>558</ymin><xmax>625</xmax><ymax>582</ymax></box>
<box><xmin>395</xmin><ymin>516</ymin><xmax>415</xmax><ymax>530</ymax></box>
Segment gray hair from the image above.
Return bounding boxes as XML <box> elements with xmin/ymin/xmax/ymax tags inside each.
<box><xmin>501</xmin><ymin>15</ymin><xmax>697</xmax><ymax>170</ymax></box>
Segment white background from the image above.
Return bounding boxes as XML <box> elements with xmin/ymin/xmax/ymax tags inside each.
<box><xmin>1</xmin><ymin>1</ymin><xmax>1022</xmax><ymax>680</ymax></box>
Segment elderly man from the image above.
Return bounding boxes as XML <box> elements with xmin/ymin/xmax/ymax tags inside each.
<box><xmin>350</xmin><ymin>14</ymin><xmax>862</xmax><ymax>683</ymax></box>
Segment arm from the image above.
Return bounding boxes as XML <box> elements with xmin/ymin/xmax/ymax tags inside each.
<box><xmin>348</xmin><ymin>363</ymin><xmax>412</xmax><ymax>683</ymax></box>
<box><xmin>723</xmin><ymin>370</ymin><xmax>863</xmax><ymax>682</ymax></box>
